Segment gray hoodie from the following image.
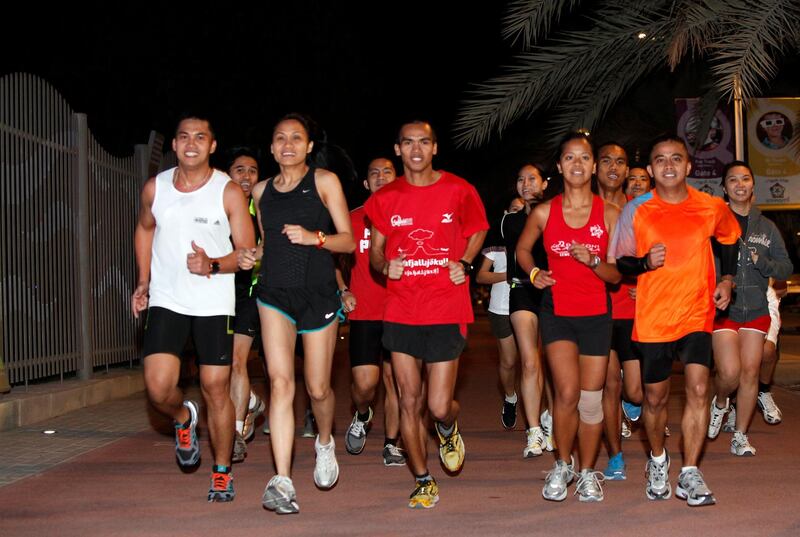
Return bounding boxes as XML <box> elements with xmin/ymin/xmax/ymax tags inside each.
<box><xmin>716</xmin><ymin>206</ymin><xmax>793</xmax><ymax>322</ymax></box>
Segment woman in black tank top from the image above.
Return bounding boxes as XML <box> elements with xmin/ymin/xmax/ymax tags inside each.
<box><xmin>238</xmin><ymin>113</ymin><xmax>355</xmax><ymax>512</ymax></box>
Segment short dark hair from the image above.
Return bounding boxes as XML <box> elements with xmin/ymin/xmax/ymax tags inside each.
<box><xmin>597</xmin><ymin>141</ymin><xmax>628</xmax><ymax>162</ymax></box>
<box><xmin>558</xmin><ymin>131</ymin><xmax>595</xmax><ymax>159</ymax></box>
<box><xmin>517</xmin><ymin>162</ymin><xmax>547</xmax><ymax>179</ymax></box>
<box><xmin>174</xmin><ymin>111</ymin><xmax>215</xmax><ymax>139</ymax></box>
<box><xmin>720</xmin><ymin>160</ymin><xmax>754</xmax><ymax>189</ymax></box>
<box><xmin>225</xmin><ymin>146</ymin><xmax>260</xmax><ymax>173</ymax></box>
<box><xmin>648</xmin><ymin>133</ymin><xmax>688</xmax><ymax>162</ymax></box>
<box><xmin>396</xmin><ymin>120</ymin><xmax>437</xmax><ymax>144</ymax></box>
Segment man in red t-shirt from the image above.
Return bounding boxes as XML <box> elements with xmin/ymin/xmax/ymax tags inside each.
<box><xmin>337</xmin><ymin>157</ymin><xmax>406</xmax><ymax>467</ymax></box>
<box><xmin>365</xmin><ymin>120</ymin><xmax>488</xmax><ymax>509</ymax></box>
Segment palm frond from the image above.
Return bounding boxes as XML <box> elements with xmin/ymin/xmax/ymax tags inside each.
<box><xmin>667</xmin><ymin>0</ymin><xmax>724</xmax><ymax>70</ymax></box>
<box><xmin>502</xmin><ymin>0</ymin><xmax>582</xmax><ymax>47</ymax></box>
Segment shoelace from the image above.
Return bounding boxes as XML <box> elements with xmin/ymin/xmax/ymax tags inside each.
<box><xmin>733</xmin><ymin>431</ymin><xmax>750</xmax><ymax>447</ymax></box>
<box><xmin>317</xmin><ymin>443</ymin><xmax>336</xmax><ymax>470</ymax></box>
<box><xmin>544</xmin><ymin>463</ymin><xmax>574</xmax><ymax>485</ymax></box>
<box><xmin>762</xmin><ymin>393</ymin><xmax>779</xmax><ymax>414</ymax></box>
<box><xmin>575</xmin><ymin>471</ymin><xmax>605</xmax><ymax>496</ymax></box>
<box><xmin>212</xmin><ymin>472</ymin><xmax>231</xmax><ymax>491</ymax></box>
<box><xmin>647</xmin><ymin>459</ymin><xmax>668</xmax><ymax>483</ymax></box>
<box><xmin>386</xmin><ymin>445</ymin><xmax>404</xmax><ymax>458</ymax></box>
<box><xmin>350</xmin><ymin>419</ymin><xmax>367</xmax><ymax>437</ymax></box>
<box><xmin>413</xmin><ymin>481</ymin><xmax>435</xmax><ymax>498</ymax></box>
<box><xmin>176</xmin><ymin>426</ymin><xmax>192</xmax><ymax>448</ymax></box>
<box><xmin>681</xmin><ymin>470</ymin><xmax>709</xmax><ymax>495</ymax></box>
<box><xmin>527</xmin><ymin>429</ymin><xmax>544</xmax><ymax>448</ymax></box>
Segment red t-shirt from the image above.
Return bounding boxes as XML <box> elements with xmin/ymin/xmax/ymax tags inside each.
<box><xmin>543</xmin><ymin>194</ymin><xmax>609</xmax><ymax>316</ymax></box>
<box><xmin>348</xmin><ymin>206</ymin><xmax>386</xmax><ymax>321</ymax></box>
<box><xmin>364</xmin><ymin>172</ymin><xmax>489</xmax><ymax>325</ymax></box>
<box><xmin>610</xmin><ymin>280</ymin><xmax>635</xmax><ymax>320</ymax></box>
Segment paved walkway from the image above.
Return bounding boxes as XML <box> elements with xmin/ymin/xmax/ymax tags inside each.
<box><xmin>2</xmin><ymin>315</ymin><xmax>800</xmax><ymax>536</ymax></box>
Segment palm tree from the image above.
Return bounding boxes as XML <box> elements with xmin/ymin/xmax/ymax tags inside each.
<box><xmin>453</xmin><ymin>0</ymin><xmax>800</xmax><ymax>149</ymax></box>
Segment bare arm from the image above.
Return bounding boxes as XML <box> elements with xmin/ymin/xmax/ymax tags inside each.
<box><xmin>475</xmin><ymin>254</ymin><xmax>505</xmax><ymax>285</ymax></box>
<box><xmin>238</xmin><ymin>182</ymin><xmax>265</xmax><ymax>270</ymax></box>
<box><xmin>132</xmin><ymin>177</ymin><xmax>156</xmax><ymax>318</ymax></box>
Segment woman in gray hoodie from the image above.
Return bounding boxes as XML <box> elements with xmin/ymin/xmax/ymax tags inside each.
<box><xmin>708</xmin><ymin>161</ymin><xmax>793</xmax><ymax>456</ymax></box>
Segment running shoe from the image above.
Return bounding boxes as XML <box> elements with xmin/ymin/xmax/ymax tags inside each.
<box><xmin>676</xmin><ymin>467</ymin><xmax>716</xmax><ymax>506</ymax></box>
<box><xmin>175</xmin><ymin>400</ymin><xmax>200</xmax><ymax>467</ymax></box>
<box><xmin>575</xmin><ymin>469</ymin><xmax>605</xmax><ymax>502</ymax></box>
<box><xmin>408</xmin><ymin>477</ymin><xmax>439</xmax><ymax>509</ymax></box>
<box><xmin>722</xmin><ymin>403</ymin><xmax>737</xmax><ymax>433</ymax></box>
<box><xmin>262</xmin><ymin>475</ymin><xmax>299</xmax><ymax>514</ymax></box>
<box><xmin>302</xmin><ymin>409</ymin><xmax>316</xmax><ymax>438</ymax></box>
<box><xmin>622</xmin><ymin>400</ymin><xmax>642</xmax><ymax>422</ymax></box>
<box><xmin>243</xmin><ymin>393</ymin><xmax>265</xmax><ymax>441</ymax></box>
<box><xmin>542</xmin><ymin>457</ymin><xmax>574</xmax><ymax>501</ymax></box>
<box><xmin>664</xmin><ymin>425</ymin><xmax>671</xmax><ymax>437</ymax></box>
<box><xmin>383</xmin><ymin>443</ymin><xmax>406</xmax><ymax>467</ymax></box>
<box><xmin>645</xmin><ymin>450</ymin><xmax>671</xmax><ymax>500</ymax></box>
<box><xmin>208</xmin><ymin>470</ymin><xmax>235</xmax><ymax>502</ymax></box>
<box><xmin>345</xmin><ymin>407</ymin><xmax>373</xmax><ymax>455</ymax></box>
<box><xmin>436</xmin><ymin>421</ymin><xmax>465</xmax><ymax>473</ymax></box>
<box><xmin>731</xmin><ymin>430</ymin><xmax>756</xmax><ymax>456</ymax></box>
<box><xmin>603</xmin><ymin>452</ymin><xmax>626</xmax><ymax>480</ymax></box>
<box><xmin>501</xmin><ymin>398</ymin><xmax>517</xmax><ymax>429</ymax></box>
<box><xmin>262</xmin><ymin>416</ymin><xmax>270</xmax><ymax>435</ymax></box>
<box><xmin>621</xmin><ymin>418</ymin><xmax>632</xmax><ymax>439</ymax></box>
<box><xmin>232</xmin><ymin>431</ymin><xmax>247</xmax><ymax>463</ymax></box>
<box><xmin>313</xmin><ymin>436</ymin><xmax>339</xmax><ymax>488</ymax></box>
<box><xmin>757</xmin><ymin>391</ymin><xmax>782</xmax><ymax>424</ymax></box>
<box><xmin>540</xmin><ymin>409</ymin><xmax>555</xmax><ymax>452</ymax></box>
<box><xmin>523</xmin><ymin>427</ymin><xmax>545</xmax><ymax>458</ymax></box>
<box><xmin>707</xmin><ymin>395</ymin><xmax>729</xmax><ymax>439</ymax></box>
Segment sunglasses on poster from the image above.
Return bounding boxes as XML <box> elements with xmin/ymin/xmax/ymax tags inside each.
<box><xmin>760</xmin><ymin>118</ymin><xmax>785</xmax><ymax>128</ymax></box>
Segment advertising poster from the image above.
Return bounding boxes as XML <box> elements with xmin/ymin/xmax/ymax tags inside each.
<box><xmin>675</xmin><ymin>98</ymin><xmax>734</xmax><ymax>197</ymax></box>
<box><xmin>747</xmin><ymin>98</ymin><xmax>800</xmax><ymax>208</ymax></box>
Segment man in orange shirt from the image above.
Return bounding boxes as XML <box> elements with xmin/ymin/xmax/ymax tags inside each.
<box><xmin>611</xmin><ymin>135</ymin><xmax>739</xmax><ymax>507</ymax></box>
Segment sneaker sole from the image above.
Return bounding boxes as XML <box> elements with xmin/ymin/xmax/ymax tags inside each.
<box><xmin>523</xmin><ymin>449</ymin><xmax>543</xmax><ymax>458</ymax></box>
<box><xmin>603</xmin><ymin>472</ymin><xmax>626</xmax><ymax>481</ymax></box>
<box><xmin>384</xmin><ymin>459</ymin><xmax>406</xmax><ymax>467</ymax></box>
<box><xmin>314</xmin><ymin>465</ymin><xmax>340</xmax><ymax>489</ymax></box>
<box><xmin>408</xmin><ymin>496</ymin><xmax>439</xmax><ymax>509</ymax></box>
<box><xmin>542</xmin><ymin>488</ymin><xmax>568</xmax><ymax>502</ymax></box>
<box><xmin>731</xmin><ymin>448</ymin><xmax>756</xmax><ymax>457</ymax></box>
<box><xmin>578</xmin><ymin>494</ymin><xmax>604</xmax><ymax>502</ymax></box>
<box><xmin>675</xmin><ymin>487</ymin><xmax>715</xmax><ymax>506</ymax></box>
<box><xmin>208</xmin><ymin>491</ymin><xmax>235</xmax><ymax>502</ymax></box>
<box><xmin>646</xmin><ymin>486</ymin><xmax>672</xmax><ymax>500</ymax></box>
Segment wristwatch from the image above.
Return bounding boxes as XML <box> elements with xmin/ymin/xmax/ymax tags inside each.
<box><xmin>210</xmin><ymin>259</ymin><xmax>221</xmax><ymax>275</ymax></box>
<box><xmin>459</xmin><ymin>259</ymin><xmax>473</xmax><ymax>273</ymax></box>
<box><xmin>589</xmin><ymin>255</ymin><xmax>601</xmax><ymax>269</ymax></box>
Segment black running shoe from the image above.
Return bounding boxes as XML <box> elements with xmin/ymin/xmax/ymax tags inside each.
<box><xmin>501</xmin><ymin>399</ymin><xmax>517</xmax><ymax>429</ymax></box>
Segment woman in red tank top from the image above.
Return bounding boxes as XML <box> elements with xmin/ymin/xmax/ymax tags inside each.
<box><xmin>516</xmin><ymin>132</ymin><xmax>621</xmax><ymax>503</ymax></box>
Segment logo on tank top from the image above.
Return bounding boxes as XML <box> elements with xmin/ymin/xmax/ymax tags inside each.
<box><xmin>589</xmin><ymin>225</ymin><xmax>604</xmax><ymax>238</ymax></box>
<box><xmin>194</xmin><ymin>217</ymin><xmax>208</xmax><ymax>224</ymax></box>
<box><xmin>397</xmin><ymin>228</ymin><xmax>450</xmax><ymax>277</ymax></box>
<box><xmin>391</xmin><ymin>215</ymin><xmax>413</xmax><ymax>227</ymax></box>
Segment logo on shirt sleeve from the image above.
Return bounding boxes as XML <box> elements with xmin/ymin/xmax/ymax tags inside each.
<box><xmin>391</xmin><ymin>215</ymin><xmax>414</xmax><ymax>227</ymax></box>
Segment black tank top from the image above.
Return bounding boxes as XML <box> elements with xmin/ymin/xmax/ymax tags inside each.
<box><xmin>501</xmin><ymin>209</ymin><xmax>548</xmax><ymax>284</ymax></box>
<box><xmin>259</xmin><ymin>167</ymin><xmax>335</xmax><ymax>288</ymax></box>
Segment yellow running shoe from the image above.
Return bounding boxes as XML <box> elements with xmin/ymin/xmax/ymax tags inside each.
<box><xmin>408</xmin><ymin>478</ymin><xmax>439</xmax><ymax>509</ymax></box>
<box><xmin>436</xmin><ymin>421</ymin><xmax>465</xmax><ymax>473</ymax></box>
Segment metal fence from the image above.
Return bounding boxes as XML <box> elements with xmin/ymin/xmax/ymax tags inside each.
<box><xmin>0</xmin><ymin>73</ymin><xmax>161</xmax><ymax>386</ymax></box>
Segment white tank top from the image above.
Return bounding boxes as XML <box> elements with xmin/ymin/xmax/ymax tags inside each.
<box><xmin>149</xmin><ymin>167</ymin><xmax>234</xmax><ymax>316</ymax></box>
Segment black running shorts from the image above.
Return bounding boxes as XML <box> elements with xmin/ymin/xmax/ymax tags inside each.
<box><xmin>233</xmin><ymin>295</ymin><xmax>260</xmax><ymax>337</ymax></box>
<box><xmin>349</xmin><ymin>320</ymin><xmax>389</xmax><ymax>368</ymax></box>
<box><xmin>488</xmin><ymin>311</ymin><xmax>514</xmax><ymax>339</ymax></box>
<box><xmin>509</xmin><ymin>283</ymin><xmax>543</xmax><ymax>315</ymax></box>
<box><xmin>142</xmin><ymin>306</ymin><xmax>233</xmax><ymax>366</ymax></box>
<box><xmin>611</xmin><ymin>318</ymin><xmax>637</xmax><ymax>362</ymax></box>
<box><xmin>539</xmin><ymin>292</ymin><xmax>612</xmax><ymax>356</ymax></box>
<box><xmin>382</xmin><ymin>322</ymin><xmax>466</xmax><ymax>363</ymax></box>
<box><xmin>257</xmin><ymin>283</ymin><xmax>342</xmax><ymax>333</ymax></box>
<box><xmin>635</xmin><ymin>331</ymin><xmax>712</xmax><ymax>384</ymax></box>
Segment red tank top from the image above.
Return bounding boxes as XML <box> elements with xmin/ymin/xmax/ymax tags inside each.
<box><xmin>543</xmin><ymin>194</ymin><xmax>609</xmax><ymax>316</ymax></box>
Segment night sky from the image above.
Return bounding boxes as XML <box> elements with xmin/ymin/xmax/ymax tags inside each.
<box><xmin>4</xmin><ymin>2</ymin><xmax>799</xmax><ymax>217</ymax></box>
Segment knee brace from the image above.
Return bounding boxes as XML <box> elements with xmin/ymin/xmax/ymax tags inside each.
<box><xmin>578</xmin><ymin>389</ymin><xmax>604</xmax><ymax>424</ymax></box>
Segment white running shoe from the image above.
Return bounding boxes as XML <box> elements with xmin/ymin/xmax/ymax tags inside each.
<box><xmin>707</xmin><ymin>395</ymin><xmax>729</xmax><ymax>439</ymax></box>
<box><xmin>575</xmin><ymin>469</ymin><xmax>605</xmax><ymax>502</ymax></box>
<box><xmin>313</xmin><ymin>436</ymin><xmax>339</xmax><ymax>489</ymax></box>
<box><xmin>645</xmin><ymin>451</ymin><xmax>671</xmax><ymax>500</ymax></box>
<box><xmin>542</xmin><ymin>457</ymin><xmax>575</xmax><ymax>501</ymax></box>
<box><xmin>262</xmin><ymin>475</ymin><xmax>299</xmax><ymax>514</ymax></box>
<box><xmin>722</xmin><ymin>404</ymin><xmax>737</xmax><ymax>433</ymax></box>
<box><xmin>523</xmin><ymin>427</ymin><xmax>545</xmax><ymax>458</ymax></box>
<box><xmin>757</xmin><ymin>391</ymin><xmax>782</xmax><ymax>424</ymax></box>
<box><xmin>676</xmin><ymin>467</ymin><xmax>716</xmax><ymax>506</ymax></box>
<box><xmin>731</xmin><ymin>430</ymin><xmax>756</xmax><ymax>456</ymax></box>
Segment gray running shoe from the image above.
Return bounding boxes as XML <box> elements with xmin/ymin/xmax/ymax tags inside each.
<box><xmin>313</xmin><ymin>435</ymin><xmax>339</xmax><ymax>488</ymax></box>
<box><xmin>175</xmin><ymin>400</ymin><xmax>200</xmax><ymax>467</ymax></box>
<box><xmin>540</xmin><ymin>409</ymin><xmax>555</xmax><ymax>452</ymax></box>
<box><xmin>262</xmin><ymin>416</ymin><xmax>270</xmax><ymax>435</ymax></box>
<box><xmin>302</xmin><ymin>409</ymin><xmax>316</xmax><ymax>438</ymax></box>
<box><xmin>645</xmin><ymin>451</ymin><xmax>671</xmax><ymax>500</ymax></box>
<box><xmin>722</xmin><ymin>404</ymin><xmax>737</xmax><ymax>433</ymax></box>
<box><xmin>345</xmin><ymin>407</ymin><xmax>373</xmax><ymax>455</ymax></box>
<box><xmin>575</xmin><ymin>469</ymin><xmax>605</xmax><ymax>502</ymax></box>
<box><xmin>676</xmin><ymin>467</ymin><xmax>716</xmax><ymax>506</ymax></box>
<box><xmin>243</xmin><ymin>393</ymin><xmax>265</xmax><ymax>441</ymax></box>
<box><xmin>757</xmin><ymin>391</ymin><xmax>782</xmax><ymax>424</ymax></box>
<box><xmin>731</xmin><ymin>430</ymin><xmax>756</xmax><ymax>456</ymax></box>
<box><xmin>232</xmin><ymin>431</ymin><xmax>247</xmax><ymax>463</ymax></box>
<box><xmin>523</xmin><ymin>427</ymin><xmax>545</xmax><ymax>458</ymax></box>
<box><xmin>208</xmin><ymin>471</ymin><xmax>235</xmax><ymax>502</ymax></box>
<box><xmin>383</xmin><ymin>443</ymin><xmax>406</xmax><ymax>467</ymax></box>
<box><xmin>708</xmin><ymin>395</ymin><xmax>729</xmax><ymax>439</ymax></box>
<box><xmin>542</xmin><ymin>457</ymin><xmax>575</xmax><ymax>501</ymax></box>
<box><xmin>262</xmin><ymin>475</ymin><xmax>299</xmax><ymax>514</ymax></box>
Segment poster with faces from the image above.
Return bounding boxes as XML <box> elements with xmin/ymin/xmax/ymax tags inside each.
<box><xmin>747</xmin><ymin>98</ymin><xmax>800</xmax><ymax>208</ymax></box>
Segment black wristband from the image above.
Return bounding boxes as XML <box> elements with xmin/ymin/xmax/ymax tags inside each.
<box><xmin>617</xmin><ymin>255</ymin><xmax>651</xmax><ymax>276</ymax></box>
<box><xmin>459</xmin><ymin>259</ymin><xmax>473</xmax><ymax>273</ymax></box>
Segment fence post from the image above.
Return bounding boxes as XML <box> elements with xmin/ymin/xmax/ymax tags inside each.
<box><xmin>75</xmin><ymin>113</ymin><xmax>94</xmax><ymax>380</ymax></box>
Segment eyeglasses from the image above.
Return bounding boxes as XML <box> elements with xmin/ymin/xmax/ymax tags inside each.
<box><xmin>760</xmin><ymin>118</ymin><xmax>785</xmax><ymax>128</ymax></box>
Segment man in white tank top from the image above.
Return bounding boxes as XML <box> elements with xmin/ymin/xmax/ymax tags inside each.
<box><xmin>131</xmin><ymin>114</ymin><xmax>255</xmax><ymax>503</ymax></box>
